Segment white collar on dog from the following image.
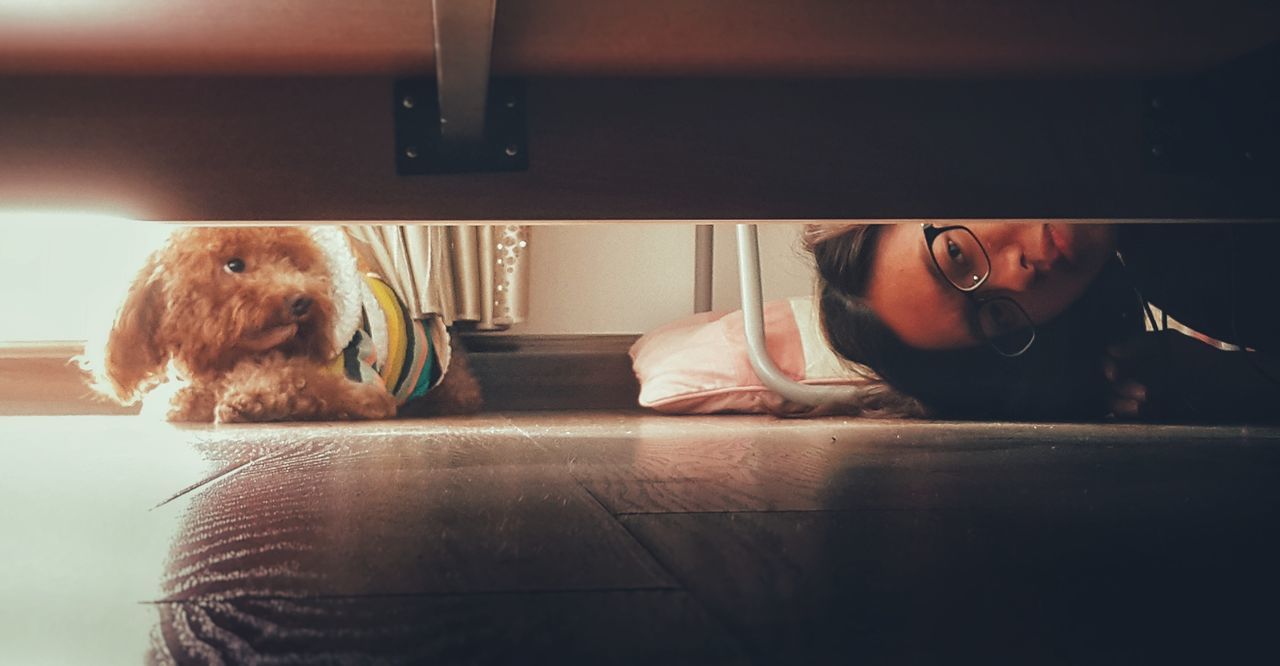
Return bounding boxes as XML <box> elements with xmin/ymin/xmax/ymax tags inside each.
<box><xmin>308</xmin><ymin>226</ymin><xmax>365</xmax><ymax>358</ymax></box>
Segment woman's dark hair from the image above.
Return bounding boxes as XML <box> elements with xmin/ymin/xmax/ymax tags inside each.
<box><xmin>805</xmin><ymin>224</ymin><xmax>1141</xmax><ymax>420</ymax></box>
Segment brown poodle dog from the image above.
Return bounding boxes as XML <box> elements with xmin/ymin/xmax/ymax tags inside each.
<box><xmin>84</xmin><ymin>226</ymin><xmax>482</xmax><ymax>423</ymax></box>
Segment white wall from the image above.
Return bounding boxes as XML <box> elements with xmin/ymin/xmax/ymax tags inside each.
<box><xmin>516</xmin><ymin>223</ymin><xmax>814</xmax><ymax>334</ymax></box>
<box><xmin>712</xmin><ymin>223</ymin><xmax>816</xmax><ymax>317</ymax></box>
<box><xmin>0</xmin><ymin>214</ymin><xmax>170</xmax><ymax>343</ymax></box>
<box><xmin>0</xmin><ymin>219</ymin><xmax>815</xmax><ymax>341</ymax></box>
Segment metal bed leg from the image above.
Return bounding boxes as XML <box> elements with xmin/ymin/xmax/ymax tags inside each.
<box><xmin>431</xmin><ymin>0</ymin><xmax>497</xmax><ymax>149</ymax></box>
<box><xmin>735</xmin><ymin>223</ymin><xmax>865</xmax><ymax>408</ymax></box>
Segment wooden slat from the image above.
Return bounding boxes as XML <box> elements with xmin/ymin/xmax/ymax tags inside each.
<box><xmin>156</xmin><ymin>429</ymin><xmax>676</xmax><ymax>600</ymax></box>
<box><xmin>569</xmin><ymin>421</ymin><xmax>1280</xmax><ymax>515</ymax></box>
<box><xmin>573</xmin><ymin>433</ymin><xmax>839</xmax><ymax>514</ymax></box>
<box><xmin>149</xmin><ymin>592</ymin><xmax>748</xmax><ymax>664</ymax></box>
<box><xmin>621</xmin><ymin>506</ymin><xmax>1280</xmax><ymax>663</ymax></box>
<box><xmin>1</xmin><ymin>77</ymin><xmax>1276</xmax><ymax>222</ymax></box>
<box><xmin>1</xmin><ymin>0</ymin><xmax>1275</xmax><ymax>77</ymax></box>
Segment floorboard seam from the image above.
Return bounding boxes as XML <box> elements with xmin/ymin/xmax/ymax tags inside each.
<box><xmin>614</xmin><ymin>507</ymin><xmax>962</xmax><ymax>516</ymax></box>
<box><xmin>603</xmin><ymin>504</ymin><xmax>759</xmax><ymax>659</ymax></box>
<box><xmin>574</xmin><ymin>479</ymin><xmax>691</xmax><ymax>590</ymax></box>
<box><xmin>144</xmin><ymin>587</ymin><xmax>688</xmax><ymax>604</ymax></box>
<box><xmin>151</xmin><ymin>458</ymin><xmax>255</xmax><ymax>510</ymax></box>
<box><xmin>151</xmin><ymin>440</ymin><xmax>311</xmax><ymax>510</ymax></box>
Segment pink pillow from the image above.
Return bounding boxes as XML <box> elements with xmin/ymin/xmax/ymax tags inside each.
<box><xmin>629</xmin><ymin>297</ymin><xmax>878</xmax><ymax>414</ymax></box>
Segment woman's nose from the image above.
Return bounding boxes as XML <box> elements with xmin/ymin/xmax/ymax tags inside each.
<box><xmin>980</xmin><ymin>247</ymin><xmax>1036</xmax><ymax>294</ymax></box>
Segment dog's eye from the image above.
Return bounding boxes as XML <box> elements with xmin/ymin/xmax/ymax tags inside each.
<box><xmin>224</xmin><ymin>258</ymin><xmax>246</xmax><ymax>274</ymax></box>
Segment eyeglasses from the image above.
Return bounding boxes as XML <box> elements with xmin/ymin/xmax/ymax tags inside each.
<box><xmin>921</xmin><ymin>223</ymin><xmax>1036</xmax><ymax>357</ymax></box>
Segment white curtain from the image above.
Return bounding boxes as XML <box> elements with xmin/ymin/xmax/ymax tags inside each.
<box><xmin>343</xmin><ymin>225</ymin><xmax>530</xmax><ymax>330</ymax></box>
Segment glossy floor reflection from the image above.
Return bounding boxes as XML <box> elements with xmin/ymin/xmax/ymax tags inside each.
<box><xmin>2</xmin><ymin>413</ymin><xmax>1279</xmax><ymax>664</ymax></box>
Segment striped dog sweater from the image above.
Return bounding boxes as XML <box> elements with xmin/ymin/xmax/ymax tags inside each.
<box><xmin>328</xmin><ymin>273</ymin><xmax>443</xmax><ymax>405</ymax></box>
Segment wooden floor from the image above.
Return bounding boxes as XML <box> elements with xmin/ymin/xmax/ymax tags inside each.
<box><xmin>2</xmin><ymin>412</ymin><xmax>1279</xmax><ymax>665</ymax></box>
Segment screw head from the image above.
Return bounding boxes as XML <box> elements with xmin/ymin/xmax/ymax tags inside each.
<box><xmin>1149</xmin><ymin>97</ymin><xmax>1163</xmax><ymax>110</ymax></box>
<box><xmin>504</xmin><ymin>144</ymin><xmax>519</xmax><ymax>157</ymax></box>
<box><xmin>1150</xmin><ymin>144</ymin><xmax>1165</xmax><ymax>158</ymax></box>
<box><xmin>405</xmin><ymin>146</ymin><xmax>419</xmax><ymax>159</ymax></box>
<box><xmin>402</xmin><ymin>96</ymin><xmax>415</xmax><ymax>109</ymax></box>
<box><xmin>505</xmin><ymin>99</ymin><xmax>517</xmax><ymax>109</ymax></box>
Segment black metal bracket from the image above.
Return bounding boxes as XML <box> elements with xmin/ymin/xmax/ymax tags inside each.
<box><xmin>1143</xmin><ymin>42</ymin><xmax>1278</xmax><ymax>183</ymax></box>
<box><xmin>394</xmin><ymin>77</ymin><xmax>528</xmax><ymax>175</ymax></box>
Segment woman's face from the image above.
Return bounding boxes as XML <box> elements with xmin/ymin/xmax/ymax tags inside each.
<box><xmin>865</xmin><ymin>222</ymin><xmax>1118</xmax><ymax>350</ymax></box>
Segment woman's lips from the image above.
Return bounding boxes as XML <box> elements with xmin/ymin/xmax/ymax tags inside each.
<box><xmin>1046</xmin><ymin>224</ymin><xmax>1076</xmax><ymax>267</ymax></box>
<box><xmin>236</xmin><ymin>323</ymin><xmax>298</xmax><ymax>352</ymax></box>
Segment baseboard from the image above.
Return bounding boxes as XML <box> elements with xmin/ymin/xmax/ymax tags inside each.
<box><xmin>0</xmin><ymin>335</ymin><xmax>643</xmax><ymax>416</ymax></box>
<box><xmin>0</xmin><ymin>342</ymin><xmax>137</xmax><ymax>416</ymax></box>
<box><xmin>461</xmin><ymin>334</ymin><xmax>642</xmax><ymax>411</ymax></box>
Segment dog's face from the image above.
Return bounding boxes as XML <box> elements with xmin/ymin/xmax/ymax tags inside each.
<box><xmin>162</xmin><ymin>227</ymin><xmax>338</xmax><ymax>367</ymax></box>
<box><xmin>93</xmin><ymin>226</ymin><xmax>339</xmax><ymax>403</ymax></box>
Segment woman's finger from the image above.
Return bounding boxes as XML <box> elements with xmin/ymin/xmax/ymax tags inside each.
<box><xmin>1115</xmin><ymin>381</ymin><xmax>1147</xmax><ymax>401</ymax></box>
<box><xmin>1103</xmin><ymin>356</ymin><xmax>1119</xmax><ymax>383</ymax></box>
<box><xmin>1110</xmin><ymin>397</ymin><xmax>1142</xmax><ymax>418</ymax></box>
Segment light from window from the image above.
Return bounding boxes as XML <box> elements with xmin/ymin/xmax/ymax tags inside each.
<box><xmin>0</xmin><ymin>212</ymin><xmax>169</xmax><ymax>343</ymax></box>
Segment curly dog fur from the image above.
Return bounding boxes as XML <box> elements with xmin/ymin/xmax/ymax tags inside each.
<box><xmin>84</xmin><ymin>226</ymin><xmax>482</xmax><ymax>422</ymax></box>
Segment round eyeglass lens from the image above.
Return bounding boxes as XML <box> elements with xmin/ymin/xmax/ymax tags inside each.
<box><xmin>978</xmin><ymin>298</ymin><xmax>1035</xmax><ymax>356</ymax></box>
<box><xmin>930</xmin><ymin>227</ymin><xmax>990</xmax><ymax>291</ymax></box>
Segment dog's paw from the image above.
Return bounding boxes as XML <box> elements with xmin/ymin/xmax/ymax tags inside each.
<box><xmin>215</xmin><ymin>390</ymin><xmax>293</xmax><ymax>423</ymax></box>
<box><xmin>168</xmin><ymin>402</ymin><xmax>215</xmax><ymax>422</ymax></box>
<box><xmin>341</xmin><ymin>385</ymin><xmax>398</xmax><ymax>420</ymax></box>
<box><xmin>214</xmin><ymin>395</ymin><xmax>261</xmax><ymax>424</ymax></box>
<box><xmin>156</xmin><ymin>383</ymin><xmax>220</xmax><ymax>422</ymax></box>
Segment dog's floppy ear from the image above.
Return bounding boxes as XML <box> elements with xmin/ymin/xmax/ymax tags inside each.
<box><xmin>86</xmin><ymin>254</ymin><xmax>168</xmax><ymax>405</ymax></box>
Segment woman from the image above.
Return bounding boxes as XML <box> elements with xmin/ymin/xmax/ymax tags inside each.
<box><xmin>806</xmin><ymin>222</ymin><xmax>1280</xmax><ymax>421</ymax></box>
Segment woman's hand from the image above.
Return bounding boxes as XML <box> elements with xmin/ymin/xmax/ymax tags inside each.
<box><xmin>1102</xmin><ymin>330</ymin><xmax>1279</xmax><ymax>423</ymax></box>
<box><xmin>1103</xmin><ymin>336</ymin><xmax>1158</xmax><ymax>420</ymax></box>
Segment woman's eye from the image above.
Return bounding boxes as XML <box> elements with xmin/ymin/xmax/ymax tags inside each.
<box><xmin>945</xmin><ymin>240</ymin><xmax>964</xmax><ymax>262</ymax></box>
<box><xmin>225</xmin><ymin>258</ymin><xmax>246</xmax><ymax>273</ymax></box>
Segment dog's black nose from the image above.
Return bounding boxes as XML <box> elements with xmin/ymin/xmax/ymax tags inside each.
<box><xmin>289</xmin><ymin>296</ymin><xmax>312</xmax><ymax>318</ymax></box>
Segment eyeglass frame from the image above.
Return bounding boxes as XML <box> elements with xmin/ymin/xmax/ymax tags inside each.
<box><xmin>920</xmin><ymin>223</ymin><xmax>1037</xmax><ymax>357</ymax></box>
